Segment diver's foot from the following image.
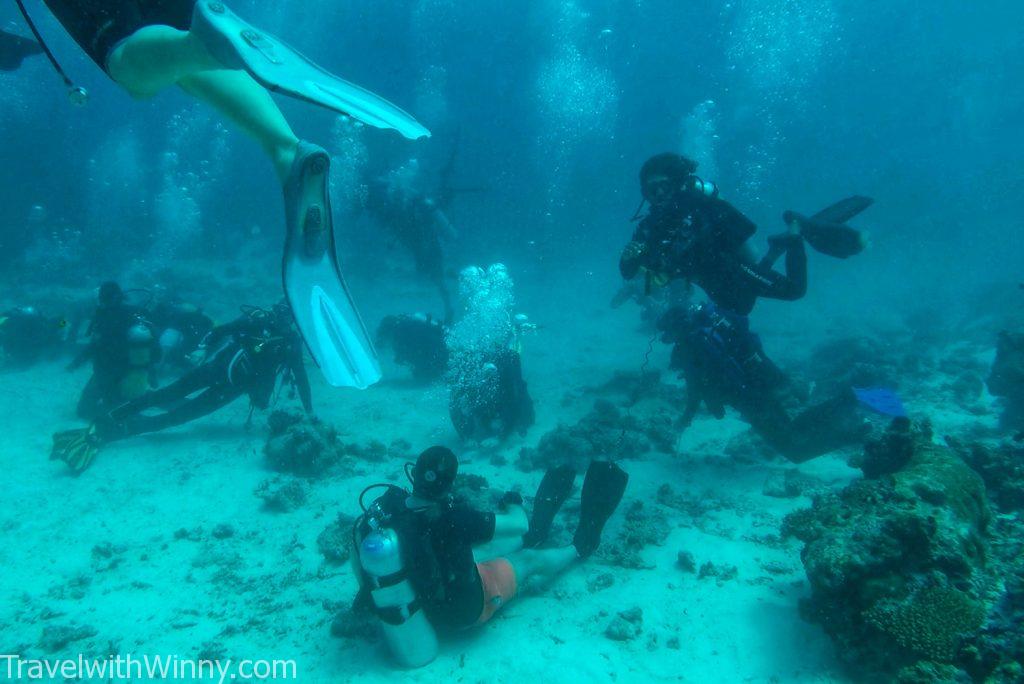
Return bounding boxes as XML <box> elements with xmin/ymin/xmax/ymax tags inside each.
<box><xmin>767</xmin><ymin>231</ymin><xmax>803</xmax><ymax>250</ymax></box>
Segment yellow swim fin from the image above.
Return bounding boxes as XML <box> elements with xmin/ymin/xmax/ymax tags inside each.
<box><xmin>50</xmin><ymin>425</ymin><xmax>102</xmax><ymax>474</ymax></box>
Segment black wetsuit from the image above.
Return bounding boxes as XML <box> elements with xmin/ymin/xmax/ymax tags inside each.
<box><xmin>356</xmin><ymin>489</ymin><xmax>497</xmax><ymax>632</ymax></box>
<box><xmin>41</xmin><ymin>0</ymin><xmax>194</xmax><ymax>70</ymax></box>
<box><xmin>376</xmin><ymin>314</ymin><xmax>449</xmax><ymax>382</ymax></box>
<box><xmin>69</xmin><ymin>302</ymin><xmax>157</xmax><ymax>420</ymax></box>
<box><xmin>621</xmin><ymin>193</ymin><xmax>806</xmax><ymax>316</ymax></box>
<box><xmin>449</xmin><ymin>349</ymin><xmax>535</xmax><ymax>441</ymax></box>
<box><xmin>660</xmin><ymin>305</ymin><xmax>861</xmax><ymax>462</ymax></box>
<box><xmin>99</xmin><ymin>311</ymin><xmax>311</xmax><ymax>440</ymax></box>
<box><xmin>419</xmin><ymin>502</ymin><xmax>496</xmax><ymax>630</ymax></box>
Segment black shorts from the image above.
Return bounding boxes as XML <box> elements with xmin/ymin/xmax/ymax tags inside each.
<box><xmin>42</xmin><ymin>0</ymin><xmax>196</xmax><ymax>72</ymax></box>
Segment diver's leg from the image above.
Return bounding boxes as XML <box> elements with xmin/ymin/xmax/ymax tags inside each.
<box><xmin>741</xmin><ymin>400</ymin><xmax>804</xmax><ymax>461</ymax></box>
<box><xmin>107</xmin><ymin>28</ymin><xmax>299</xmax><ymax>179</ymax></box>
<box><xmin>178</xmin><ymin>70</ymin><xmax>300</xmax><ymax>180</ymax></box>
<box><xmin>505</xmin><ymin>547</ymin><xmax>579</xmax><ymax>591</ymax></box>
<box><xmin>110</xmin><ymin>361</ymin><xmax>222</xmax><ymax>419</ymax></box>
<box><xmin>119</xmin><ymin>386</ymin><xmax>242</xmax><ymax>438</ymax></box>
<box><xmin>749</xmin><ymin>240</ymin><xmax>808</xmax><ymax>303</ymax></box>
<box><xmin>107</xmin><ymin>26</ymin><xmax>221</xmax><ymax>96</ymax></box>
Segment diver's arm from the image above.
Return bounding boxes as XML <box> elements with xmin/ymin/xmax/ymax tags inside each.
<box><xmin>620</xmin><ymin>240</ymin><xmax>647</xmax><ymax>279</ymax></box>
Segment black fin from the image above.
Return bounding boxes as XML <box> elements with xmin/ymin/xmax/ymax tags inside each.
<box><xmin>810</xmin><ymin>195</ymin><xmax>873</xmax><ymax>225</ymax></box>
<box><xmin>522</xmin><ymin>465</ymin><xmax>576</xmax><ymax>548</ymax></box>
<box><xmin>573</xmin><ymin>461</ymin><xmax>628</xmax><ymax>558</ymax></box>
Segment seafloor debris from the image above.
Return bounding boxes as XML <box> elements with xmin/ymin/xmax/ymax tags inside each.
<box><xmin>517</xmin><ymin>399</ymin><xmax>675</xmax><ymax>472</ymax></box>
<box><xmin>604</xmin><ymin>607</ymin><xmax>643</xmax><ymax>641</ymax></box>
<box><xmin>254</xmin><ymin>477</ymin><xmax>308</xmax><ymax>512</ymax></box>
<box><xmin>264</xmin><ymin>411</ymin><xmax>343</xmax><ymax>477</ymax></box>
<box><xmin>317</xmin><ymin>514</ymin><xmax>356</xmax><ymax>565</ymax></box>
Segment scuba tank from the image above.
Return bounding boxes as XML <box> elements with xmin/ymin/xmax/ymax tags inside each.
<box><xmin>120</xmin><ymin>322</ymin><xmax>155</xmax><ymax>399</ymax></box>
<box><xmin>353</xmin><ymin>486</ymin><xmax>439</xmax><ymax>668</ymax></box>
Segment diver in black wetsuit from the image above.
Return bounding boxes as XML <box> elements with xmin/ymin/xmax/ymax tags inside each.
<box><xmin>68</xmin><ymin>282</ymin><xmax>160</xmax><ymax>420</ymax></box>
<box><xmin>620</xmin><ymin>153</ymin><xmax>871</xmax><ymax>316</ymax></box>
<box><xmin>100</xmin><ymin>302</ymin><xmax>312</xmax><ymax>436</ymax></box>
<box><xmin>658</xmin><ymin>303</ymin><xmax>867</xmax><ymax>463</ymax></box>
<box><xmin>449</xmin><ymin>349</ymin><xmax>535</xmax><ymax>442</ymax></box>
<box><xmin>51</xmin><ymin>302</ymin><xmax>311</xmax><ymax>473</ymax></box>
<box><xmin>376</xmin><ymin>313</ymin><xmax>449</xmax><ymax>382</ymax></box>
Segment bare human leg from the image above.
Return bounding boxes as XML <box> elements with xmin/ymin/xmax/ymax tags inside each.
<box><xmin>106</xmin><ymin>26</ymin><xmax>298</xmax><ymax>180</ymax></box>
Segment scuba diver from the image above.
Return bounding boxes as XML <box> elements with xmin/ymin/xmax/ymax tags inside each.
<box><xmin>52</xmin><ymin>302</ymin><xmax>311</xmax><ymax>474</ymax></box>
<box><xmin>21</xmin><ymin>0</ymin><xmax>430</xmax><ymax>390</ymax></box>
<box><xmin>352</xmin><ymin>447</ymin><xmax>628</xmax><ymax>668</ymax></box>
<box><xmin>449</xmin><ymin>347</ymin><xmax>535</xmax><ymax>442</ymax></box>
<box><xmin>363</xmin><ymin>158</ymin><xmax>460</xmax><ymax>323</ymax></box>
<box><xmin>446</xmin><ymin>265</ymin><xmax>536</xmax><ymax>442</ymax></box>
<box><xmin>0</xmin><ymin>28</ymin><xmax>43</xmax><ymax>70</ymax></box>
<box><xmin>0</xmin><ymin>306</ymin><xmax>66</xmax><ymax>367</ymax></box>
<box><xmin>658</xmin><ymin>303</ymin><xmax>873</xmax><ymax>463</ymax></box>
<box><xmin>375</xmin><ymin>313</ymin><xmax>449</xmax><ymax>382</ymax></box>
<box><xmin>68</xmin><ymin>281</ymin><xmax>160</xmax><ymax>421</ymax></box>
<box><xmin>620</xmin><ymin>153</ymin><xmax>873</xmax><ymax>316</ymax></box>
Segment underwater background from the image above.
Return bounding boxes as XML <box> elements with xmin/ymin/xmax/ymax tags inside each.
<box><xmin>1</xmin><ymin>0</ymin><xmax>1023</xmax><ymax>681</ymax></box>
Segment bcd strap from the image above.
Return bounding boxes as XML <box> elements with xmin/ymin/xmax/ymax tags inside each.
<box><xmin>369</xmin><ymin>568</ymin><xmax>407</xmax><ymax>590</ymax></box>
<box><xmin>375</xmin><ymin>599</ymin><xmax>423</xmax><ymax>626</ymax></box>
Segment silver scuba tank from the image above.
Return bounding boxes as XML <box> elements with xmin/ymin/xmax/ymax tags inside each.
<box><xmin>358</xmin><ymin>524</ymin><xmax>439</xmax><ymax>668</ymax></box>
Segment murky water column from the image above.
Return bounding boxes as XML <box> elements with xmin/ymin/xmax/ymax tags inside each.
<box><xmin>329</xmin><ymin>116</ymin><xmax>369</xmax><ymax>206</ymax></box>
<box><xmin>150</xmin><ymin>107</ymin><xmax>228</xmax><ymax>262</ymax></box>
<box><xmin>84</xmin><ymin>129</ymin><xmax>148</xmax><ymax>267</ymax></box>
<box><xmin>680</xmin><ymin>99</ymin><xmax>720</xmax><ymax>184</ymax></box>
<box><xmin>723</xmin><ymin>0</ymin><xmax>838</xmax><ymax>202</ymax></box>
<box><xmin>533</xmin><ymin>0</ymin><xmax>619</xmax><ymax>231</ymax></box>
<box><xmin>411</xmin><ymin>0</ymin><xmax>454</xmax><ymax>132</ymax></box>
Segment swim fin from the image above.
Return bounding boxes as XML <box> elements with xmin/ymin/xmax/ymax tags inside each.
<box><xmin>283</xmin><ymin>142</ymin><xmax>381</xmax><ymax>389</ymax></box>
<box><xmin>809</xmin><ymin>195</ymin><xmax>874</xmax><ymax>225</ymax></box>
<box><xmin>782</xmin><ymin>196</ymin><xmax>873</xmax><ymax>260</ymax></box>
<box><xmin>190</xmin><ymin>1</ymin><xmax>430</xmax><ymax>140</ymax></box>
<box><xmin>50</xmin><ymin>425</ymin><xmax>102</xmax><ymax>474</ymax></box>
<box><xmin>522</xmin><ymin>465</ymin><xmax>576</xmax><ymax>548</ymax></box>
<box><xmin>573</xmin><ymin>461</ymin><xmax>628</xmax><ymax>558</ymax></box>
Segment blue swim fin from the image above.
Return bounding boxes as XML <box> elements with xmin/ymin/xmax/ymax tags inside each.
<box><xmin>283</xmin><ymin>142</ymin><xmax>381</xmax><ymax>389</ymax></box>
<box><xmin>853</xmin><ymin>387</ymin><xmax>907</xmax><ymax>418</ymax></box>
<box><xmin>191</xmin><ymin>1</ymin><xmax>430</xmax><ymax>141</ymax></box>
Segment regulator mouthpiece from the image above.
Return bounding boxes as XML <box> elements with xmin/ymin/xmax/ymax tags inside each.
<box><xmin>68</xmin><ymin>86</ymin><xmax>89</xmax><ymax>107</ymax></box>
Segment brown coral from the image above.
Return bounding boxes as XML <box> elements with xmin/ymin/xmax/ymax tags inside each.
<box><xmin>865</xmin><ymin>586</ymin><xmax>985</xmax><ymax>662</ymax></box>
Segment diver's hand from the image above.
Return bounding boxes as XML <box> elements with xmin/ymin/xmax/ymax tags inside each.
<box><xmin>622</xmin><ymin>241</ymin><xmax>646</xmax><ymax>261</ymax></box>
